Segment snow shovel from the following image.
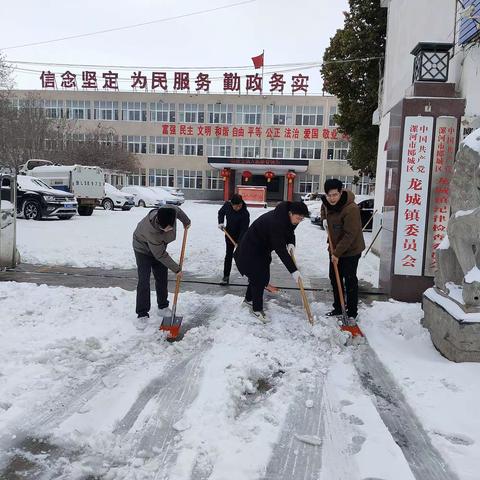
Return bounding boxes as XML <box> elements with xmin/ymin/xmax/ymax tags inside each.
<box><xmin>325</xmin><ymin>223</ymin><xmax>364</xmax><ymax>339</ymax></box>
<box><xmin>222</xmin><ymin>227</ymin><xmax>279</xmax><ymax>293</ymax></box>
<box><xmin>160</xmin><ymin>226</ymin><xmax>189</xmax><ymax>340</ymax></box>
<box><xmin>290</xmin><ymin>252</ymin><xmax>314</xmax><ymax>325</ymax></box>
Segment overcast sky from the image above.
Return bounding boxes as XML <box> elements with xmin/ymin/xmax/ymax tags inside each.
<box><xmin>0</xmin><ymin>0</ymin><xmax>348</xmax><ymax>94</ymax></box>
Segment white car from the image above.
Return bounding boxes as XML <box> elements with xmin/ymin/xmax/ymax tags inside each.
<box><xmin>121</xmin><ymin>186</ymin><xmax>177</xmax><ymax>207</ymax></box>
<box><xmin>102</xmin><ymin>183</ymin><xmax>135</xmax><ymax>211</ymax></box>
<box><xmin>149</xmin><ymin>186</ymin><xmax>185</xmax><ymax>205</ymax></box>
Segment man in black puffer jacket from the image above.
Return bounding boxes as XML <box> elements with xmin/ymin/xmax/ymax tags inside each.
<box><xmin>234</xmin><ymin>201</ymin><xmax>309</xmax><ymax>323</ymax></box>
<box><xmin>217</xmin><ymin>194</ymin><xmax>250</xmax><ymax>285</ymax></box>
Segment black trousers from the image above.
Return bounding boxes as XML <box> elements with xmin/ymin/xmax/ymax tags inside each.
<box><xmin>135</xmin><ymin>251</ymin><xmax>169</xmax><ymax>317</ymax></box>
<box><xmin>329</xmin><ymin>254</ymin><xmax>360</xmax><ymax>318</ymax></box>
<box><xmin>245</xmin><ymin>266</ymin><xmax>270</xmax><ymax>312</ymax></box>
<box><xmin>223</xmin><ymin>238</ymin><xmax>236</xmax><ymax>277</ymax></box>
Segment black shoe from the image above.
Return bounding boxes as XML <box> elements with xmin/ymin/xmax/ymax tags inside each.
<box><xmin>326</xmin><ymin>309</ymin><xmax>342</xmax><ymax>317</ymax></box>
<box><xmin>220</xmin><ymin>276</ymin><xmax>229</xmax><ymax>285</ymax></box>
<box><xmin>137</xmin><ymin>313</ymin><xmax>150</xmax><ymax>319</ymax></box>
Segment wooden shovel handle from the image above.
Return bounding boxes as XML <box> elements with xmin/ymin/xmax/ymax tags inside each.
<box><xmin>326</xmin><ymin>222</ymin><xmax>347</xmax><ymax>317</ymax></box>
<box><xmin>172</xmin><ymin>226</ymin><xmax>189</xmax><ymax>313</ymax></box>
<box><xmin>290</xmin><ymin>252</ymin><xmax>314</xmax><ymax>325</ymax></box>
<box><xmin>222</xmin><ymin>228</ymin><xmax>238</xmax><ymax>248</ymax></box>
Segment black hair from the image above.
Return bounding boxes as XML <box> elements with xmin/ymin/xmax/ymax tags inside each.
<box><xmin>230</xmin><ymin>194</ymin><xmax>243</xmax><ymax>205</ymax></box>
<box><xmin>156</xmin><ymin>208</ymin><xmax>176</xmax><ymax>229</ymax></box>
<box><xmin>289</xmin><ymin>201</ymin><xmax>310</xmax><ymax>217</ymax></box>
<box><xmin>324</xmin><ymin>178</ymin><xmax>343</xmax><ymax>194</ymax></box>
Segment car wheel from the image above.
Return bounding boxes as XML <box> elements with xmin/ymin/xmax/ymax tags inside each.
<box><xmin>23</xmin><ymin>200</ymin><xmax>42</xmax><ymax>220</ymax></box>
<box><xmin>78</xmin><ymin>206</ymin><xmax>95</xmax><ymax>216</ymax></box>
<box><xmin>138</xmin><ymin>200</ymin><xmax>146</xmax><ymax>207</ymax></box>
<box><xmin>102</xmin><ymin>198</ymin><xmax>114</xmax><ymax>210</ymax></box>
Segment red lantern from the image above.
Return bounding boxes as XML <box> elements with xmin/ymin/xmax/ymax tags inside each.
<box><xmin>286</xmin><ymin>171</ymin><xmax>297</xmax><ymax>184</ymax></box>
<box><xmin>242</xmin><ymin>170</ymin><xmax>252</xmax><ymax>182</ymax></box>
<box><xmin>220</xmin><ymin>168</ymin><xmax>231</xmax><ymax>181</ymax></box>
<box><xmin>264</xmin><ymin>170</ymin><xmax>275</xmax><ymax>183</ymax></box>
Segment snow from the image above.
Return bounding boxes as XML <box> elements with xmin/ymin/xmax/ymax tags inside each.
<box><xmin>438</xmin><ymin>234</ymin><xmax>450</xmax><ymax>249</ymax></box>
<box><xmin>0</xmin><ymin>200</ymin><xmax>14</xmax><ymax>210</ymax></box>
<box><xmin>4</xmin><ymin>200</ymin><xmax>480</xmax><ymax>478</ymax></box>
<box><xmin>462</xmin><ymin>127</ymin><xmax>480</xmax><ymax>152</ymax></box>
<box><xmin>15</xmin><ymin>201</ymin><xmax>380</xmax><ymax>287</ymax></box>
<box><xmin>361</xmin><ymin>300</ymin><xmax>480</xmax><ymax>480</ymax></box>
<box><xmin>455</xmin><ymin>208</ymin><xmax>475</xmax><ymax>218</ymax></box>
<box><xmin>424</xmin><ymin>287</ymin><xmax>480</xmax><ymax>323</ymax></box>
<box><xmin>465</xmin><ymin>266</ymin><xmax>480</xmax><ymax>283</ymax></box>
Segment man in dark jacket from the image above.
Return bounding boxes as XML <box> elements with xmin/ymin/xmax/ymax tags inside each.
<box><xmin>218</xmin><ymin>193</ymin><xmax>250</xmax><ymax>285</ymax></box>
<box><xmin>234</xmin><ymin>201</ymin><xmax>309</xmax><ymax>323</ymax></box>
<box><xmin>132</xmin><ymin>205</ymin><xmax>191</xmax><ymax>329</ymax></box>
<box><xmin>320</xmin><ymin>179</ymin><xmax>365</xmax><ymax>322</ymax></box>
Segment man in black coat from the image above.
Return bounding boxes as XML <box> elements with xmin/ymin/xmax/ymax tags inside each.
<box><xmin>234</xmin><ymin>201</ymin><xmax>309</xmax><ymax>323</ymax></box>
<box><xmin>218</xmin><ymin>194</ymin><xmax>250</xmax><ymax>285</ymax></box>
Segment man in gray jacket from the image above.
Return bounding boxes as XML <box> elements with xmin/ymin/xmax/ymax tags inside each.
<box><xmin>132</xmin><ymin>205</ymin><xmax>191</xmax><ymax>325</ymax></box>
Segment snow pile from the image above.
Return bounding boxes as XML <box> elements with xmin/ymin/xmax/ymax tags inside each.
<box><xmin>361</xmin><ymin>299</ymin><xmax>480</xmax><ymax>480</ymax></box>
<box><xmin>463</xmin><ymin>127</ymin><xmax>480</xmax><ymax>153</ymax></box>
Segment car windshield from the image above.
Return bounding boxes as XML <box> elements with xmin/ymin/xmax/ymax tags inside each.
<box><xmin>17</xmin><ymin>176</ymin><xmax>52</xmax><ymax>190</ymax></box>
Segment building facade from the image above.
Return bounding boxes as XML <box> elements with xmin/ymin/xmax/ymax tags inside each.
<box><xmin>12</xmin><ymin>89</ymin><xmax>372</xmax><ymax>201</ymax></box>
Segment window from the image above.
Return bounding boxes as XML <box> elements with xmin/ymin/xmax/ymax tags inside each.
<box><xmin>99</xmin><ymin>133</ymin><xmax>118</xmax><ymax>147</ymax></box>
<box><xmin>296</xmin><ymin>174</ymin><xmax>321</xmax><ymax>194</ymax></box>
<box><xmin>293</xmin><ymin>140</ymin><xmax>322</xmax><ymax>159</ymax></box>
<box><xmin>265</xmin><ymin>140</ymin><xmax>292</xmax><ymax>159</ymax></box>
<box><xmin>66</xmin><ymin>100</ymin><xmax>91</xmax><ymax>120</ymax></box>
<box><xmin>122</xmin><ymin>135</ymin><xmax>147</xmax><ymax>154</ymax></box>
<box><xmin>94</xmin><ymin>101</ymin><xmax>119</xmax><ymax>121</ymax></box>
<box><xmin>207</xmin><ymin>104</ymin><xmax>233</xmax><ymax>124</ymax></box>
<box><xmin>149</xmin><ymin>136</ymin><xmax>175</xmax><ymax>155</ymax></box>
<box><xmin>328</xmin><ymin>105</ymin><xmax>338</xmax><ymax>127</ymax></box>
<box><xmin>295</xmin><ymin>105</ymin><xmax>323</xmax><ymax>126</ymax></box>
<box><xmin>122</xmin><ymin>102</ymin><xmax>147</xmax><ymax>122</ymax></box>
<box><xmin>207</xmin><ymin>138</ymin><xmax>232</xmax><ymax>157</ymax></box>
<box><xmin>178</xmin><ymin>170</ymin><xmax>202</xmax><ymax>189</ymax></box>
<box><xmin>178</xmin><ymin>137</ymin><xmax>204</xmax><ymax>156</ymax></box>
<box><xmin>178</xmin><ymin>103</ymin><xmax>205</xmax><ymax>123</ymax></box>
<box><xmin>327</xmin><ymin>140</ymin><xmax>350</xmax><ymax>160</ymax></box>
<box><xmin>265</xmin><ymin>105</ymin><xmax>293</xmax><ymax>125</ymax></box>
<box><xmin>236</xmin><ymin>105</ymin><xmax>262</xmax><ymax>125</ymax></box>
<box><xmin>148</xmin><ymin>168</ymin><xmax>175</xmax><ymax>187</ymax></box>
<box><xmin>235</xmin><ymin>139</ymin><xmax>260</xmax><ymax>158</ymax></box>
<box><xmin>43</xmin><ymin>99</ymin><xmax>64</xmax><ymax>119</ymax></box>
<box><xmin>206</xmin><ymin>170</ymin><xmax>224</xmax><ymax>190</ymax></box>
<box><xmin>326</xmin><ymin>175</ymin><xmax>354</xmax><ymax>191</ymax></box>
<box><xmin>150</xmin><ymin>102</ymin><xmax>175</xmax><ymax>122</ymax></box>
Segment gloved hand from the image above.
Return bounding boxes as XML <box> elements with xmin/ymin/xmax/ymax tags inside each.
<box><xmin>322</xmin><ymin>219</ymin><xmax>328</xmax><ymax>231</ymax></box>
<box><xmin>287</xmin><ymin>243</ymin><xmax>295</xmax><ymax>255</ymax></box>
<box><xmin>291</xmin><ymin>270</ymin><xmax>302</xmax><ymax>283</ymax></box>
<box><xmin>218</xmin><ymin>223</ymin><xmax>225</xmax><ymax>230</ymax></box>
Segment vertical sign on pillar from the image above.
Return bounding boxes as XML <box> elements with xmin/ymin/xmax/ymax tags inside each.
<box><xmin>424</xmin><ymin>116</ymin><xmax>457</xmax><ymax>277</ymax></box>
<box><xmin>394</xmin><ymin>116</ymin><xmax>434</xmax><ymax>276</ymax></box>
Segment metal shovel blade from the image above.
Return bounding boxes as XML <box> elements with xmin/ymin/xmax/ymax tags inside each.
<box><xmin>160</xmin><ymin>315</ymin><xmax>183</xmax><ymax>339</ymax></box>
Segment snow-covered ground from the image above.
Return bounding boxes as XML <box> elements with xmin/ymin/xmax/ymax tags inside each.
<box><xmin>16</xmin><ymin>201</ymin><xmax>379</xmax><ymax>286</ymax></box>
<box><xmin>3</xmin><ymin>200</ymin><xmax>479</xmax><ymax>479</ymax></box>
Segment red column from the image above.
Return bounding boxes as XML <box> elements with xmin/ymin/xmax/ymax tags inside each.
<box><xmin>287</xmin><ymin>176</ymin><xmax>294</xmax><ymax>201</ymax></box>
<box><xmin>223</xmin><ymin>169</ymin><xmax>231</xmax><ymax>201</ymax></box>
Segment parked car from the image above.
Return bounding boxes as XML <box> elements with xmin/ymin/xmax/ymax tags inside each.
<box><xmin>28</xmin><ymin>163</ymin><xmax>104</xmax><ymax>216</ymax></box>
<box><xmin>301</xmin><ymin>192</ymin><xmax>321</xmax><ymax>202</ymax></box>
<box><xmin>102</xmin><ymin>183</ymin><xmax>135</xmax><ymax>211</ymax></box>
<box><xmin>148</xmin><ymin>186</ymin><xmax>185</xmax><ymax>205</ymax></box>
<box><xmin>121</xmin><ymin>186</ymin><xmax>177</xmax><ymax>207</ymax></box>
<box><xmin>1</xmin><ymin>175</ymin><xmax>77</xmax><ymax>220</ymax></box>
<box><xmin>310</xmin><ymin>194</ymin><xmax>374</xmax><ymax>231</ymax></box>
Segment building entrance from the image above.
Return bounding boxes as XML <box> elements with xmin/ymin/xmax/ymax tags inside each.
<box><xmin>242</xmin><ymin>175</ymin><xmax>284</xmax><ymax>201</ymax></box>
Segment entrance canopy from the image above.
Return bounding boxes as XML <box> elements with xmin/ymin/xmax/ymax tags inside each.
<box><xmin>208</xmin><ymin>157</ymin><xmax>309</xmax><ymax>173</ymax></box>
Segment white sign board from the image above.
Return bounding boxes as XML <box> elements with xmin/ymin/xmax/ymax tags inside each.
<box><xmin>394</xmin><ymin>116</ymin><xmax>434</xmax><ymax>276</ymax></box>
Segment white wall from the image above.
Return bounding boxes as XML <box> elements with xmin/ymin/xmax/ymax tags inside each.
<box><xmin>381</xmin><ymin>0</ymin><xmax>456</xmax><ymax>115</ymax></box>
<box><xmin>373</xmin><ymin>0</ymin><xmax>457</xmax><ymax>221</ymax></box>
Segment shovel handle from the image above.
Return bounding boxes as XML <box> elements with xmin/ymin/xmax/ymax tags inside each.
<box><xmin>290</xmin><ymin>252</ymin><xmax>314</xmax><ymax>325</ymax></box>
<box><xmin>171</xmin><ymin>225</ymin><xmax>189</xmax><ymax>317</ymax></box>
<box><xmin>222</xmin><ymin>228</ymin><xmax>238</xmax><ymax>249</ymax></box>
<box><xmin>326</xmin><ymin>221</ymin><xmax>348</xmax><ymax>323</ymax></box>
